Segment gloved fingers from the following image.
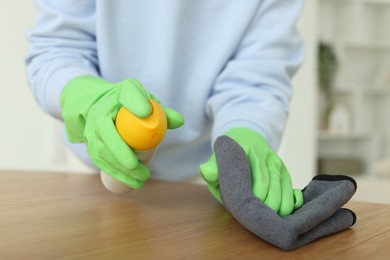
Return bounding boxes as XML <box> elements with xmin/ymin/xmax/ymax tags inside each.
<box><xmin>199</xmin><ymin>154</ymin><xmax>219</xmax><ymax>185</ymax></box>
<box><xmin>200</xmin><ymin>154</ymin><xmax>223</xmax><ymax>203</ymax></box>
<box><xmin>140</xmin><ymin>90</ymin><xmax>185</xmax><ymax>129</ymax></box>
<box><xmin>92</xmin><ymin>130</ymin><xmax>151</xmax><ymax>184</ymax></box>
<box><xmin>87</xmin><ymin>133</ymin><xmax>149</xmax><ymax>182</ymax></box>
<box><xmin>291</xmin><ymin>208</ymin><xmax>356</xmax><ymax>250</ymax></box>
<box><xmin>97</xmin><ymin>143</ymin><xmax>151</xmax><ymax>182</ymax></box>
<box><xmin>148</xmin><ymin>92</ymin><xmax>161</xmax><ymax>103</ymax></box>
<box><xmin>98</xmin><ymin>159</ymin><xmax>147</xmax><ymax>189</ymax></box>
<box><xmin>84</xmin><ymin>97</ymin><xmax>139</xmax><ymax>172</ymax></box>
<box><xmin>94</xmin><ymin>114</ymin><xmax>140</xmax><ymax>171</ymax></box>
<box><xmin>293</xmin><ymin>188</ymin><xmax>304</xmax><ymax>210</ymax></box>
<box><xmin>285</xmin><ymin>175</ymin><xmax>357</xmax><ymax>234</ymax></box>
<box><xmin>246</xmin><ymin>145</ymin><xmax>269</xmax><ymax>201</ymax></box>
<box><xmin>278</xmin><ymin>166</ymin><xmax>295</xmax><ymax>216</ymax></box>
<box><xmin>127</xmin><ymin>163</ymin><xmax>152</xmax><ymax>182</ymax></box>
<box><xmin>160</xmin><ymin>105</ymin><xmax>185</xmax><ymax>129</ymax></box>
<box><xmin>117</xmin><ymin>79</ymin><xmax>152</xmax><ymax>118</ymax></box>
<box><xmin>84</xmin><ymin>127</ymin><xmax>148</xmax><ymax>188</ymax></box>
<box><xmin>263</xmin><ymin>162</ymin><xmax>282</xmax><ymax>213</ymax></box>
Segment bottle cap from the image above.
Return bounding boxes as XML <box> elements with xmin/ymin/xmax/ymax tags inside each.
<box><xmin>115</xmin><ymin>99</ymin><xmax>167</xmax><ymax>150</ymax></box>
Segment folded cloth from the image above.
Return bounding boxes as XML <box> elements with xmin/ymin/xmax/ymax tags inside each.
<box><xmin>215</xmin><ymin>135</ymin><xmax>357</xmax><ymax>251</ymax></box>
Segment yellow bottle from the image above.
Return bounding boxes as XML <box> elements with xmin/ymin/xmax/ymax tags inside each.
<box><xmin>100</xmin><ymin>99</ymin><xmax>167</xmax><ymax>194</ymax></box>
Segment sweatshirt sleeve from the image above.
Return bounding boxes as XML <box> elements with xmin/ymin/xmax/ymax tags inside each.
<box><xmin>205</xmin><ymin>0</ymin><xmax>305</xmax><ymax>151</ymax></box>
<box><xmin>25</xmin><ymin>0</ymin><xmax>99</xmax><ymax>120</ymax></box>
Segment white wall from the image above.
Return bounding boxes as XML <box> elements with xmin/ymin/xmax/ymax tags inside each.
<box><xmin>0</xmin><ymin>1</ymin><xmax>46</xmax><ymax>170</ymax></box>
<box><xmin>0</xmin><ymin>1</ymin><xmax>318</xmax><ymax>183</ymax></box>
<box><xmin>0</xmin><ymin>1</ymin><xmax>90</xmax><ymax>173</ymax></box>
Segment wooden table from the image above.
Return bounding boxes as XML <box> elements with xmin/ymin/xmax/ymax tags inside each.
<box><xmin>1</xmin><ymin>171</ymin><xmax>389</xmax><ymax>259</ymax></box>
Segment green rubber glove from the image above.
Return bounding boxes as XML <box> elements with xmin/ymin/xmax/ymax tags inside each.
<box><xmin>200</xmin><ymin>128</ymin><xmax>303</xmax><ymax>216</ymax></box>
<box><xmin>60</xmin><ymin>76</ymin><xmax>184</xmax><ymax>189</ymax></box>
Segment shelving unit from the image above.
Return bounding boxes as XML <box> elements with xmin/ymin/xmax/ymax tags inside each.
<box><xmin>318</xmin><ymin>0</ymin><xmax>390</xmax><ymax>176</ymax></box>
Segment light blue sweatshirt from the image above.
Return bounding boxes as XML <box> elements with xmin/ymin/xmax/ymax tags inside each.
<box><xmin>26</xmin><ymin>0</ymin><xmax>304</xmax><ymax>180</ymax></box>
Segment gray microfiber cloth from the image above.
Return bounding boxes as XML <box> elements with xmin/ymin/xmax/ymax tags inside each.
<box><xmin>215</xmin><ymin>135</ymin><xmax>357</xmax><ymax>251</ymax></box>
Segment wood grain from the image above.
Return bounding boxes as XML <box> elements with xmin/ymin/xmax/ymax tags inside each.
<box><xmin>0</xmin><ymin>171</ymin><xmax>389</xmax><ymax>259</ymax></box>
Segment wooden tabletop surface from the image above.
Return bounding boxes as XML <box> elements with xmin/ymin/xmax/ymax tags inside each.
<box><xmin>0</xmin><ymin>171</ymin><xmax>389</xmax><ymax>259</ymax></box>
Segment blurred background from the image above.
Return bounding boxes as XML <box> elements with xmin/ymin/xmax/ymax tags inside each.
<box><xmin>0</xmin><ymin>1</ymin><xmax>388</xmax><ymax>203</ymax></box>
<box><xmin>316</xmin><ymin>0</ymin><xmax>390</xmax><ymax>204</ymax></box>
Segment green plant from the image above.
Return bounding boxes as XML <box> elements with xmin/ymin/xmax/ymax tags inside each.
<box><xmin>318</xmin><ymin>42</ymin><xmax>338</xmax><ymax>128</ymax></box>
